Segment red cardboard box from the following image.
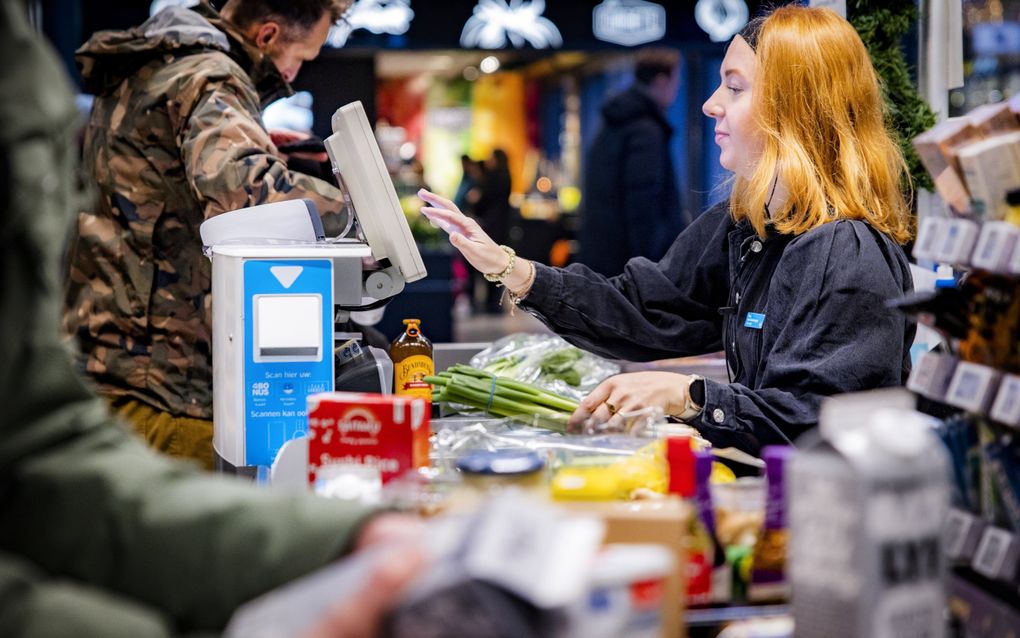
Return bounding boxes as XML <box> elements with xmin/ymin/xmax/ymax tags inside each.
<box><xmin>307</xmin><ymin>392</ymin><xmax>430</xmax><ymax>484</ymax></box>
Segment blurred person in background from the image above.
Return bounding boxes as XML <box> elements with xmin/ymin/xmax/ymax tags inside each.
<box><xmin>63</xmin><ymin>0</ymin><xmax>353</xmax><ymax>469</ymax></box>
<box><xmin>0</xmin><ymin>1</ymin><xmax>424</xmax><ymax>635</ymax></box>
<box><xmin>453</xmin><ymin>154</ymin><xmax>484</xmax><ymax>215</ymax></box>
<box><xmin>579</xmin><ymin>47</ymin><xmax>690</xmax><ymax>277</ymax></box>
<box><xmin>419</xmin><ymin>6</ymin><xmax>915</xmax><ymax>458</ymax></box>
<box><xmin>471</xmin><ymin>148</ymin><xmax>513</xmax><ymax>313</ymax></box>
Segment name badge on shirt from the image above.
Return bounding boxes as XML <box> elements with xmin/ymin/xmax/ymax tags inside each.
<box><xmin>744</xmin><ymin>312</ymin><xmax>766</xmax><ymax>330</ymax></box>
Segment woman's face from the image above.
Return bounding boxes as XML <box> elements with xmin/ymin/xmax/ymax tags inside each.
<box><xmin>702</xmin><ymin>36</ymin><xmax>762</xmax><ymax>179</ymax></box>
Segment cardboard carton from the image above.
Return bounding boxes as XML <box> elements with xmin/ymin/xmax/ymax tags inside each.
<box><xmin>306</xmin><ymin>392</ymin><xmax>429</xmax><ymax>484</ymax></box>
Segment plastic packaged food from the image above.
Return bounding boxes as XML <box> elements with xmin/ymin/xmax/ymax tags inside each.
<box><xmin>470</xmin><ymin>332</ymin><xmax>621</xmax><ymax>400</ymax></box>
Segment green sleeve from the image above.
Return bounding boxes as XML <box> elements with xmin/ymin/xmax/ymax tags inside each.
<box><xmin>0</xmin><ymin>551</ymin><xmax>176</xmax><ymax>638</ymax></box>
<box><xmin>0</xmin><ymin>0</ymin><xmax>378</xmax><ymax>633</ymax></box>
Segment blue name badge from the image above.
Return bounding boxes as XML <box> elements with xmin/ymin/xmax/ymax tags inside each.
<box><xmin>744</xmin><ymin>312</ymin><xmax>766</xmax><ymax>330</ymax></box>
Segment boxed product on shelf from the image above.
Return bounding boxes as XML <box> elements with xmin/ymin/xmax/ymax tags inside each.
<box><xmin>971</xmin><ymin>221</ymin><xmax>1020</xmax><ymax>272</ymax></box>
<box><xmin>934</xmin><ymin>218</ymin><xmax>981</xmax><ymax>264</ymax></box>
<box><xmin>971</xmin><ymin>525</ymin><xmax>1020</xmax><ymax>583</ymax></box>
<box><xmin>944</xmin><ymin>361</ymin><xmax>1003</xmax><ymax>414</ymax></box>
<box><xmin>913</xmin><ymin>117</ymin><xmax>983</xmax><ymax>214</ymax></box>
<box><xmin>957</xmin><ymin>131</ymin><xmax>1020</xmax><ymax>220</ymax></box>
<box><xmin>913</xmin><ymin>215</ymin><xmax>948</xmax><ymax>262</ymax></box>
<box><xmin>988</xmin><ymin>374</ymin><xmax>1020</xmax><ymax>428</ymax></box>
<box><xmin>967</xmin><ymin>101</ymin><xmax>1019</xmax><ymax>135</ymax></box>
<box><xmin>907</xmin><ymin>350</ymin><xmax>958</xmax><ymax>400</ymax></box>
<box><xmin>944</xmin><ymin>507</ymin><xmax>988</xmax><ymax>564</ymax></box>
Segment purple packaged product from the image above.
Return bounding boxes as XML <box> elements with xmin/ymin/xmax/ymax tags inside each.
<box><xmin>749</xmin><ymin>445</ymin><xmax>793</xmax><ymax>601</ymax></box>
<box><xmin>694</xmin><ymin>450</ymin><xmax>716</xmax><ymax>536</ymax></box>
<box><xmin>763</xmin><ymin>446</ymin><xmax>793</xmax><ymax>529</ymax></box>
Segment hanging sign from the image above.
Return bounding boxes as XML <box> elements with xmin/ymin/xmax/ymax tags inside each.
<box><xmin>592</xmin><ymin>0</ymin><xmax>666</xmax><ymax>47</ymax></box>
<box><xmin>460</xmin><ymin>0</ymin><xmax>563</xmax><ymax>49</ymax></box>
<box><xmin>327</xmin><ymin>0</ymin><xmax>414</xmax><ymax>48</ymax></box>
<box><xmin>694</xmin><ymin>0</ymin><xmax>749</xmax><ymax>43</ymax></box>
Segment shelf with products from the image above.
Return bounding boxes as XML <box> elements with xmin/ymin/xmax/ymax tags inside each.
<box><xmin>907</xmin><ymin>352</ymin><xmax>1020</xmax><ymax>429</ymax></box>
<box><xmin>901</xmin><ymin>100</ymin><xmax>1020</xmax><ymax>636</ymax></box>
<box><xmin>913</xmin><ymin>213</ymin><xmax>1020</xmax><ymax>275</ymax></box>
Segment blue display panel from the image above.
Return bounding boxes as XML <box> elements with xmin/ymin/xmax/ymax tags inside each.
<box><xmin>243</xmin><ymin>259</ymin><xmax>333</xmax><ymax>466</ymax></box>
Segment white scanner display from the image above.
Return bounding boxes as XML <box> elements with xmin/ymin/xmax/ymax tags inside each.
<box><xmin>202</xmin><ymin>100</ymin><xmax>426</xmax><ymax>473</ymax></box>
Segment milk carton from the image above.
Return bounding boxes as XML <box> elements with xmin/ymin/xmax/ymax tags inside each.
<box><xmin>789</xmin><ymin>390</ymin><xmax>949</xmax><ymax>638</ymax></box>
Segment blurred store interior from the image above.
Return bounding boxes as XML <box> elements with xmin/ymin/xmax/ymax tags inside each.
<box><xmin>38</xmin><ymin>0</ymin><xmax>1004</xmax><ymax>344</ymax></box>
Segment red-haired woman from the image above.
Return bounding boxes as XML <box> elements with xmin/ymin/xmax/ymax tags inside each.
<box><xmin>418</xmin><ymin>6</ymin><xmax>915</xmax><ymax>456</ymax></box>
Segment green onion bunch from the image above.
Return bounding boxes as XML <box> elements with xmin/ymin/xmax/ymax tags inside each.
<box><xmin>425</xmin><ymin>365</ymin><xmax>580</xmax><ymax>433</ymax></box>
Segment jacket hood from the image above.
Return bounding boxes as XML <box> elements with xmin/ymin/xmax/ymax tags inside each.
<box><xmin>76</xmin><ymin>2</ymin><xmax>290</xmax><ymax>105</ymax></box>
<box><xmin>601</xmin><ymin>86</ymin><xmax>672</xmax><ymax>133</ymax></box>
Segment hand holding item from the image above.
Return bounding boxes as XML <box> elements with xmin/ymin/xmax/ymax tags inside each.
<box><xmin>353</xmin><ymin>512</ymin><xmax>425</xmax><ymax>550</ymax></box>
<box><xmin>301</xmin><ymin>544</ymin><xmax>426</xmax><ymax>638</ymax></box>
<box><xmin>269</xmin><ymin>128</ymin><xmax>328</xmax><ymax>162</ymax></box>
<box><xmin>569</xmin><ymin>371</ymin><xmax>695</xmax><ymax>432</ymax></box>
<box><xmin>418</xmin><ymin>188</ymin><xmax>534</xmax><ymax>294</ymax></box>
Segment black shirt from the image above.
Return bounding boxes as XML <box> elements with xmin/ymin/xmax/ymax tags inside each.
<box><xmin>522</xmin><ymin>201</ymin><xmax>915</xmax><ymax>456</ymax></box>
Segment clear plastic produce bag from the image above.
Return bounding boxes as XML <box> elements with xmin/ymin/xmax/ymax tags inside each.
<box><xmin>470</xmin><ymin>333</ymin><xmax>621</xmax><ymax>401</ymax></box>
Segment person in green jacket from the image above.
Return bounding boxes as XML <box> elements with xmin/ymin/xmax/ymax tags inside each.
<box><xmin>0</xmin><ymin>1</ymin><xmax>420</xmax><ymax>635</ymax></box>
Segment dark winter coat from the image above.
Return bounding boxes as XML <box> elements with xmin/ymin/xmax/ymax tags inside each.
<box><xmin>579</xmin><ymin>85</ymin><xmax>688</xmax><ymax>276</ymax></box>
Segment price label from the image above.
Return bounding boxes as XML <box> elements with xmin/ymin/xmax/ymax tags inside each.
<box><xmin>945</xmin><ymin>362</ymin><xmax>1000</xmax><ymax>413</ymax></box>
<box><xmin>970</xmin><ymin>222</ymin><xmax>1018</xmax><ymax>272</ymax></box>
<box><xmin>913</xmin><ymin>216</ymin><xmax>946</xmax><ymax>261</ymax></box>
<box><xmin>990</xmin><ymin>374</ymin><xmax>1020</xmax><ymax>428</ymax></box>
<box><xmin>972</xmin><ymin>526</ymin><xmax>1020</xmax><ymax>582</ymax></box>
<box><xmin>935</xmin><ymin>218</ymin><xmax>980</xmax><ymax>264</ymax></box>
<box><xmin>944</xmin><ymin>508</ymin><xmax>985</xmax><ymax>562</ymax></box>
<box><xmin>1011</xmin><ymin>235</ymin><xmax>1020</xmax><ymax>275</ymax></box>
<box><xmin>907</xmin><ymin>351</ymin><xmax>957</xmax><ymax>400</ymax></box>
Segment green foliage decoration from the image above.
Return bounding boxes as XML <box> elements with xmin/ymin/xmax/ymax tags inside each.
<box><xmin>849</xmin><ymin>0</ymin><xmax>937</xmax><ymax>195</ymax></box>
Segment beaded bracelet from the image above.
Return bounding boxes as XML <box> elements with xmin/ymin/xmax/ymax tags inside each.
<box><xmin>483</xmin><ymin>245</ymin><xmax>516</xmax><ymax>283</ymax></box>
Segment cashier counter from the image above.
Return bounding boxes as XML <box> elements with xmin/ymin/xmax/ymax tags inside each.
<box><xmin>200</xmin><ymin>101</ymin><xmax>426</xmax><ymax>477</ymax></box>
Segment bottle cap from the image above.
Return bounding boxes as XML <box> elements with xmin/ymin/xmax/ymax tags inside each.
<box><xmin>1006</xmin><ymin>187</ymin><xmax>1020</xmax><ymax>206</ymax></box>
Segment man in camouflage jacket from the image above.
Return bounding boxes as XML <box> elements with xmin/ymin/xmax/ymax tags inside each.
<box><xmin>64</xmin><ymin>0</ymin><xmax>349</xmax><ymax>468</ymax></box>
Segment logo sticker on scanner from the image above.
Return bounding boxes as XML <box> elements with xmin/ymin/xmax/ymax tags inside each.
<box><xmin>744</xmin><ymin>312</ymin><xmax>765</xmax><ymax>330</ymax></box>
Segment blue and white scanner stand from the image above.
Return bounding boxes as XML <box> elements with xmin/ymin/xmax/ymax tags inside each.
<box><xmin>200</xmin><ymin>100</ymin><xmax>427</xmax><ymax>476</ymax></box>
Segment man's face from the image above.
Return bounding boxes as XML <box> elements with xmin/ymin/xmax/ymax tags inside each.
<box><xmin>255</xmin><ymin>12</ymin><xmax>334</xmax><ymax>83</ymax></box>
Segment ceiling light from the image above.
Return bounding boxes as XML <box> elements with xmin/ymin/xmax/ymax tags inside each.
<box><xmin>480</xmin><ymin>56</ymin><xmax>501</xmax><ymax>74</ymax></box>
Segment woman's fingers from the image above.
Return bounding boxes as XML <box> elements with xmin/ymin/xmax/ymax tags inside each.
<box><xmin>418</xmin><ymin>188</ymin><xmax>460</xmax><ymax>213</ymax></box>
<box><xmin>421</xmin><ymin>206</ymin><xmax>471</xmax><ymax>236</ymax></box>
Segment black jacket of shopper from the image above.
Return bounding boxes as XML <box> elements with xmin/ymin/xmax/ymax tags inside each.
<box><xmin>579</xmin><ymin>86</ymin><xmax>688</xmax><ymax>276</ymax></box>
<box><xmin>525</xmin><ymin>201</ymin><xmax>915</xmax><ymax>456</ymax></box>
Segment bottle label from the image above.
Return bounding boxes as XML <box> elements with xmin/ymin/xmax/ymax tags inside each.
<box><xmin>395</xmin><ymin>354</ymin><xmax>434</xmax><ymax>401</ymax></box>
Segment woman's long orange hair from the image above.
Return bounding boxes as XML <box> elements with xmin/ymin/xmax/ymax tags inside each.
<box><xmin>730</xmin><ymin>6</ymin><xmax>913</xmax><ymax>244</ymax></box>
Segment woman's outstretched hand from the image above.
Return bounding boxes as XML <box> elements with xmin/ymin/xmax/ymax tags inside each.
<box><xmin>418</xmin><ymin>189</ymin><xmax>508</xmax><ymax>276</ymax></box>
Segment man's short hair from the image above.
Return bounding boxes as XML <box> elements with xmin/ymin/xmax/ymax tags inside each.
<box><xmin>224</xmin><ymin>0</ymin><xmax>349</xmax><ymax>34</ymax></box>
<box><xmin>634</xmin><ymin>48</ymin><xmax>680</xmax><ymax>85</ymax></box>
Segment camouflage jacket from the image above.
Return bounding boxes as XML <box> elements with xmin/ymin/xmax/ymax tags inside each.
<box><xmin>64</xmin><ymin>3</ymin><xmax>348</xmax><ymax>419</ymax></box>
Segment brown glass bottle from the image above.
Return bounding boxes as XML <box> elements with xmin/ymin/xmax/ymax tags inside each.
<box><xmin>391</xmin><ymin>319</ymin><xmax>434</xmax><ymax>401</ymax></box>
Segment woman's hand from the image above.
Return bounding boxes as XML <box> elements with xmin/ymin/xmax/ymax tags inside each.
<box><xmin>418</xmin><ymin>188</ymin><xmax>509</xmax><ymax>274</ymax></box>
<box><xmin>569</xmin><ymin>371</ymin><xmax>692</xmax><ymax>431</ymax></box>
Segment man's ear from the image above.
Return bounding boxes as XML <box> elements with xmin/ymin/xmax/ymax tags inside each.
<box><xmin>254</xmin><ymin>21</ymin><xmax>281</xmax><ymax>48</ymax></box>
